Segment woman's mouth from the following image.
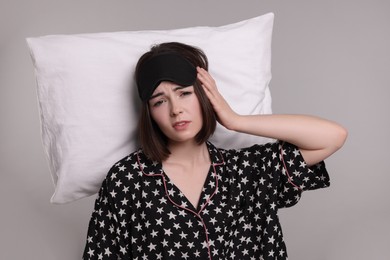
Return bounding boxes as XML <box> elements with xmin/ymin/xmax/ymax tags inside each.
<box><xmin>173</xmin><ymin>121</ymin><xmax>191</xmax><ymax>130</ymax></box>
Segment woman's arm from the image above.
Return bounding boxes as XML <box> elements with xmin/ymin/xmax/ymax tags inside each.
<box><xmin>229</xmin><ymin>114</ymin><xmax>347</xmax><ymax>166</ymax></box>
<box><xmin>197</xmin><ymin>67</ymin><xmax>348</xmax><ymax>166</ymax></box>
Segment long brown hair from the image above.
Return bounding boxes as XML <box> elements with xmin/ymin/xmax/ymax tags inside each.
<box><xmin>135</xmin><ymin>42</ymin><xmax>216</xmax><ymax>162</ymax></box>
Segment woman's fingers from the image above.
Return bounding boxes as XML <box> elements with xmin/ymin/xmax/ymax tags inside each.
<box><xmin>197</xmin><ymin>67</ymin><xmax>219</xmax><ymax>101</ymax></box>
<box><xmin>197</xmin><ymin>67</ymin><xmax>220</xmax><ymax>100</ymax></box>
<box><xmin>196</xmin><ymin>67</ymin><xmax>239</xmax><ymax>130</ymax></box>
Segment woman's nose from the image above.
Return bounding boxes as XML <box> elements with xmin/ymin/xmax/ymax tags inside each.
<box><xmin>170</xmin><ymin>99</ymin><xmax>183</xmax><ymax>116</ymax></box>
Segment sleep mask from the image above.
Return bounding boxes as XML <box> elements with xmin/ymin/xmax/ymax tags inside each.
<box><xmin>136</xmin><ymin>53</ymin><xmax>197</xmax><ymax>101</ymax></box>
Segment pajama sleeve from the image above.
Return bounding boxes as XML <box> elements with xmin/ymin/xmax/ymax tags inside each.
<box><xmin>83</xmin><ymin>177</ymin><xmax>122</xmax><ymax>260</ymax></box>
<box><xmin>275</xmin><ymin>141</ymin><xmax>330</xmax><ymax>208</ymax></box>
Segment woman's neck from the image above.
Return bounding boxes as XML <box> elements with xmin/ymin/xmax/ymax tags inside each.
<box><xmin>166</xmin><ymin>140</ymin><xmax>209</xmax><ymax>166</ymax></box>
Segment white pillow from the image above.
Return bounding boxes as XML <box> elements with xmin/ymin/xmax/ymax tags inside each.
<box><xmin>27</xmin><ymin>13</ymin><xmax>274</xmax><ymax>204</ymax></box>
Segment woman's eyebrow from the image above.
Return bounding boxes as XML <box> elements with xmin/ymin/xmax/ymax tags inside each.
<box><xmin>149</xmin><ymin>86</ymin><xmax>191</xmax><ymax>100</ymax></box>
<box><xmin>149</xmin><ymin>92</ymin><xmax>164</xmax><ymax>100</ymax></box>
<box><xmin>173</xmin><ymin>86</ymin><xmax>187</xmax><ymax>91</ymax></box>
<box><xmin>173</xmin><ymin>86</ymin><xmax>193</xmax><ymax>92</ymax></box>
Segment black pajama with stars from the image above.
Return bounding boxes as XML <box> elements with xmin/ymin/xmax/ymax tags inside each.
<box><xmin>83</xmin><ymin>141</ymin><xmax>330</xmax><ymax>260</ymax></box>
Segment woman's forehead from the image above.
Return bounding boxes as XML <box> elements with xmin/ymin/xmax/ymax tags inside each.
<box><xmin>153</xmin><ymin>82</ymin><xmax>192</xmax><ymax>94</ymax></box>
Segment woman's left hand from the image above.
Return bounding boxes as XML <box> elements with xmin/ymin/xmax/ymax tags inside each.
<box><xmin>197</xmin><ymin>67</ymin><xmax>239</xmax><ymax>130</ymax></box>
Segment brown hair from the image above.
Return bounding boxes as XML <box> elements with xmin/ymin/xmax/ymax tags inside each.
<box><xmin>135</xmin><ymin>42</ymin><xmax>216</xmax><ymax>162</ymax></box>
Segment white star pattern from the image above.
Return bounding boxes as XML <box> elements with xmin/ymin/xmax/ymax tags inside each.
<box><xmin>84</xmin><ymin>141</ymin><xmax>329</xmax><ymax>260</ymax></box>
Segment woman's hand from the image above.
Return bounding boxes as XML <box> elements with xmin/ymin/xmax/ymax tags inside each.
<box><xmin>197</xmin><ymin>67</ymin><xmax>239</xmax><ymax>130</ymax></box>
<box><xmin>197</xmin><ymin>67</ymin><xmax>347</xmax><ymax>166</ymax></box>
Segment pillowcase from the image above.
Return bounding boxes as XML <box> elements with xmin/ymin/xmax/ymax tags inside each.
<box><xmin>27</xmin><ymin>13</ymin><xmax>274</xmax><ymax>204</ymax></box>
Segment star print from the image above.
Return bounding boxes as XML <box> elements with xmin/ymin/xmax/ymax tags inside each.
<box><xmin>104</xmin><ymin>248</ymin><xmax>111</xmax><ymax>256</ymax></box>
<box><xmin>151</xmin><ymin>229</ymin><xmax>158</xmax><ymax>237</ymax></box>
<box><xmin>186</xmin><ymin>220</ymin><xmax>193</xmax><ymax>228</ymax></box>
<box><xmin>168</xmin><ymin>188</ymin><xmax>175</xmax><ymax>196</ymax></box>
<box><xmin>156</xmin><ymin>218</ymin><xmax>163</xmax><ymax>226</ymax></box>
<box><xmin>268</xmin><ymin>236</ymin><xmax>275</xmax><ymax>244</ymax></box>
<box><xmin>120</xmin><ymin>246</ymin><xmax>127</xmax><ymax>254</ymax></box>
<box><xmin>174</xmin><ymin>241</ymin><xmax>182</xmax><ymax>249</ymax></box>
<box><xmin>87</xmin><ymin>248</ymin><xmax>94</xmax><ymax>256</ymax></box>
<box><xmin>299</xmin><ymin>160</ymin><xmax>307</xmax><ymax>168</ymax></box>
<box><xmin>121</xmin><ymin>198</ymin><xmax>129</xmax><ymax>205</ymax></box>
<box><xmin>214</xmin><ymin>207</ymin><xmax>222</xmax><ymax>214</ymax></box>
<box><xmin>148</xmin><ymin>242</ymin><xmax>156</xmax><ymax>251</ymax></box>
<box><xmin>173</xmin><ymin>223</ymin><xmax>180</xmax><ymax>229</ymax></box>
<box><xmin>84</xmin><ymin>141</ymin><xmax>329</xmax><ymax>260</ymax></box>
<box><xmin>182</xmin><ymin>252</ymin><xmax>189</xmax><ymax>259</ymax></box>
<box><xmin>146</xmin><ymin>201</ymin><xmax>153</xmax><ymax>208</ymax></box>
<box><xmin>109</xmin><ymin>190</ymin><xmax>117</xmax><ymax>198</ymax></box>
<box><xmin>164</xmin><ymin>228</ymin><xmax>172</xmax><ymax>236</ymax></box>
<box><xmin>161</xmin><ymin>239</ymin><xmax>168</xmax><ymax>247</ymax></box>
<box><xmin>167</xmin><ymin>248</ymin><xmax>175</xmax><ymax>256</ymax></box>
<box><xmin>179</xmin><ymin>231</ymin><xmax>188</xmax><ymax>239</ymax></box>
<box><xmin>110</xmin><ymin>172</ymin><xmax>117</xmax><ymax>180</ymax></box>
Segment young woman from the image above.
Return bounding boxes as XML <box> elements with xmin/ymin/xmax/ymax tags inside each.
<box><xmin>83</xmin><ymin>42</ymin><xmax>347</xmax><ymax>260</ymax></box>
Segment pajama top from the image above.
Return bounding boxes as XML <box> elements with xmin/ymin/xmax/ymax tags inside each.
<box><xmin>83</xmin><ymin>141</ymin><xmax>330</xmax><ymax>260</ymax></box>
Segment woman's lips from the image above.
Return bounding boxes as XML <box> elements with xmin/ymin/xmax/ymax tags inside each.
<box><xmin>173</xmin><ymin>121</ymin><xmax>191</xmax><ymax>130</ymax></box>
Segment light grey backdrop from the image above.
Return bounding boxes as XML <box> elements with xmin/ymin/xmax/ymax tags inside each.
<box><xmin>1</xmin><ymin>0</ymin><xmax>389</xmax><ymax>259</ymax></box>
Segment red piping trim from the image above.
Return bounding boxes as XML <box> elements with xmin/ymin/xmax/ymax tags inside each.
<box><xmin>280</xmin><ymin>142</ymin><xmax>302</xmax><ymax>191</ymax></box>
<box><xmin>136</xmin><ymin>151</ymin><xmax>163</xmax><ymax>177</ymax></box>
<box><xmin>136</xmin><ymin>148</ymin><xmax>226</xmax><ymax>260</ymax></box>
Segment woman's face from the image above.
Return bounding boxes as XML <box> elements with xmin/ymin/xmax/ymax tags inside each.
<box><xmin>148</xmin><ymin>81</ymin><xmax>203</xmax><ymax>145</ymax></box>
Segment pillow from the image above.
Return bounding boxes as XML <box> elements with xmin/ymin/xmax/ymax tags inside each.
<box><xmin>27</xmin><ymin>13</ymin><xmax>274</xmax><ymax>204</ymax></box>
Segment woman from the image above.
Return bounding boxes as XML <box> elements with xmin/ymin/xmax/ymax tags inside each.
<box><xmin>83</xmin><ymin>42</ymin><xmax>347</xmax><ymax>259</ymax></box>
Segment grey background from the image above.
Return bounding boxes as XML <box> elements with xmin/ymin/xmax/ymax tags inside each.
<box><xmin>1</xmin><ymin>0</ymin><xmax>389</xmax><ymax>259</ymax></box>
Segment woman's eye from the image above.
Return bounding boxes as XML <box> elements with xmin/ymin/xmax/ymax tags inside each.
<box><xmin>153</xmin><ymin>100</ymin><xmax>165</xmax><ymax>107</ymax></box>
<box><xmin>180</xmin><ymin>91</ymin><xmax>192</xmax><ymax>97</ymax></box>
